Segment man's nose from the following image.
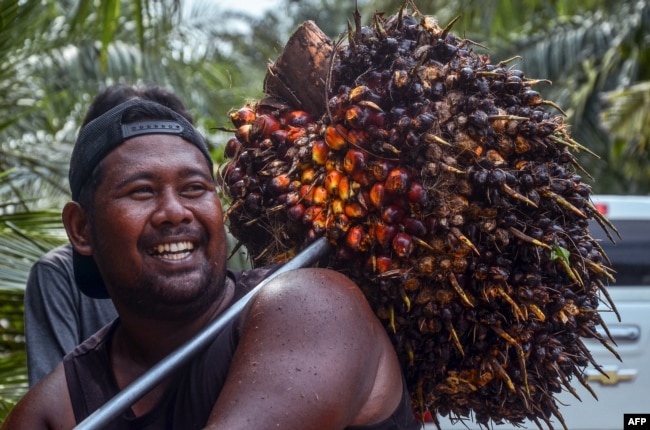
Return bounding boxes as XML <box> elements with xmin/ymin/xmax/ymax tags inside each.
<box><xmin>151</xmin><ymin>190</ymin><xmax>193</xmax><ymax>226</ymax></box>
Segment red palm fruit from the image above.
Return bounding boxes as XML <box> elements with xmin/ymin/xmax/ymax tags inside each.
<box><xmin>343</xmin><ymin>148</ymin><xmax>367</xmax><ymax>175</ymax></box>
<box><xmin>403</xmin><ymin>217</ymin><xmax>427</xmax><ymax>237</ymax></box>
<box><xmin>338</xmin><ymin>175</ymin><xmax>353</xmax><ymax>201</ymax></box>
<box><xmin>345</xmin><ymin>105</ymin><xmax>368</xmax><ymax>129</ymax></box>
<box><xmin>374</xmin><ymin>222</ymin><xmax>398</xmax><ymax>249</ymax></box>
<box><xmin>229</xmin><ymin>105</ymin><xmax>256</xmax><ymax>127</ymax></box>
<box><xmin>301</xmin><ymin>167</ymin><xmax>317</xmax><ymax>184</ymax></box>
<box><xmin>311</xmin><ymin>186</ymin><xmax>329</xmax><ymax>206</ymax></box>
<box><xmin>375</xmin><ymin>255</ymin><xmax>393</xmax><ymax>273</ymax></box>
<box><xmin>235</xmin><ymin>124</ymin><xmax>253</xmax><ymax>145</ymax></box>
<box><xmin>325</xmin><ymin>169</ymin><xmax>344</xmax><ymax>195</ymax></box>
<box><xmin>259</xmin><ymin>138</ymin><xmax>274</xmax><ymax>151</ymax></box>
<box><xmin>282</xmin><ymin>191</ymin><xmax>301</xmax><ymax>206</ymax></box>
<box><xmin>370</xmin><ymin>159</ymin><xmax>398</xmax><ymax>182</ymax></box>
<box><xmin>302</xmin><ymin>206</ymin><xmax>323</xmax><ymax>224</ymax></box>
<box><xmin>325</xmin><ymin>124</ymin><xmax>349</xmax><ymax>151</ymax></box>
<box><xmin>311</xmin><ymin>210</ymin><xmax>328</xmax><ymax>233</ymax></box>
<box><xmin>327</xmin><ymin>213</ymin><xmax>351</xmax><ymax>239</ymax></box>
<box><xmin>312</xmin><ymin>139</ymin><xmax>329</xmax><ymax>165</ymax></box>
<box><xmin>325</xmin><ymin>157</ymin><xmax>339</xmax><ymax>172</ymax></box>
<box><xmin>224</xmin><ymin>138</ymin><xmax>242</xmax><ymax>159</ymax></box>
<box><xmin>407</xmin><ymin>180</ymin><xmax>428</xmax><ymax>206</ymax></box>
<box><xmin>382</xmin><ymin>204</ymin><xmax>406</xmax><ymax>224</ymax></box>
<box><xmin>287</xmin><ymin>203</ymin><xmax>306</xmax><ymax>223</ymax></box>
<box><xmin>331</xmin><ymin>198</ymin><xmax>345</xmax><ymax>214</ymax></box>
<box><xmin>282</xmin><ymin>110</ymin><xmax>313</xmax><ymax>127</ymax></box>
<box><xmin>268</xmin><ymin>173</ymin><xmax>291</xmax><ymax>196</ymax></box>
<box><xmin>347</xmin><ymin>129</ymin><xmax>369</xmax><ymax>148</ymax></box>
<box><xmin>351</xmin><ymin>168</ymin><xmax>372</xmax><ymax>187</ymax></box>
<box><xmin>344</xmin><ymin>201</ymin><xmax>368</xmax><ymax>219</ymax></box>
<box><xmin>228</xmin><ymin>179</ymin><xmax>247</xmax><ymax>199</ymax></box>
<box><xmin>369</xmin><ymin>182</ymin><xmax>387</xmax><ymax>208</ymax></box>
<box><xmin>270</xmin><ymin>129</ymin><xmax>288</xmax><ymax>145</ymax></box>
<box><xmin>252</xmin><ymin>114</ymin><xmax>281</xmax><ymax>140</ymax></box>
<box><xmin>385</xmin><ymin>167</ymin><xmax>411</xmax><ymax>195</ymax></box>
<box><xmin>225</xmin><ymin>166</ymin><xmax>245</xmax><ymax>185</ymax></box>
<box><xmin>346</xmin><ymin>225</ymin><xmax>371</xmax><ymax>252</ymax></box>
<box><xmin>243</xmin><ymin>192</ymin><xmax>262</xmax><ymax>212</ymax></box>
<box><xmin>392</xmin><ymin>232</ymin><xmax>414</xmax><ymax>258</ymax></box>
<box><xmin>286</xmin><ymin>126</ymin><xmax>307</xmax><ymax>144</ymax></box>
<box><xmin>348</xmin><ymin>85</ymin><xmax>379</xmax><ymax>103</ymax></box>
<box><xmin>365</xmin><ymin>110</ymin><xmax>386</xmax><ymax>128</ymax></box>
<box><xmin>299</xmin><ymin>184</ymin><xmax>314</xmax><ymax>203</ymax></box>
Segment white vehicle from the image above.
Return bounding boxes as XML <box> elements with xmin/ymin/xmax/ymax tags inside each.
<box><xmin>428</xmin><ymin>194</ymin><xmax>650</xmax><ymax>430</ymax></box>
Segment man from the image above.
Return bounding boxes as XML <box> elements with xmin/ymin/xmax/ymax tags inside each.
<box><xmin>23</xmin><ymin>84</ymin><xmax>251</xmax><ymax>387</ymax></box>
<box><xmin>4</xmin><ymin>95</ymin><xmax>420</xmax><ymax>429</ymax></box>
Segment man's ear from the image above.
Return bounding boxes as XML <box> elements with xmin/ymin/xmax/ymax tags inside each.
<box><xmin>62</xmin><ymin>201</ymin><xmax>93</xmax><ymax>257</ymax></box>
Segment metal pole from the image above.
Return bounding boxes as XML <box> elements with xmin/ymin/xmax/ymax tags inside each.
<box><xmin>74</xmin><ymin>237</ymin><xmax>331</xmax><ymax>430</ymax></box>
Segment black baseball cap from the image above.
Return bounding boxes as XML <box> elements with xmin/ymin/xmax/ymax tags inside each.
<box><xmin>69</xmin><ymin>98</ymin><xmax>214</xmax><ymax>298</ymax></box>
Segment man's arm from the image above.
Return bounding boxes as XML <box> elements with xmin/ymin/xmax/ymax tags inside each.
<box><xmin>206</xmin><ymin>267</ymin><xmax>405</xmax><ymax>429</ymax></box>
<box><xmin>1</xmin><ymin>363</ymin><xmax>76</xmax><ymax>429</ymax></box>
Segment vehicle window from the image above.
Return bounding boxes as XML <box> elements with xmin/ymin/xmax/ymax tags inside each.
<box><xmin>589</xmin><ymin>220</ymin><xmax>650</xmax><ymax>287</ymax></box>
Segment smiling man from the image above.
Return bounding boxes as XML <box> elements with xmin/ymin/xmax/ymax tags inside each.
<box><xmin>2</xmin><ymin>92</ymin><xmax>421</xmax><ymax>429</ymax></box>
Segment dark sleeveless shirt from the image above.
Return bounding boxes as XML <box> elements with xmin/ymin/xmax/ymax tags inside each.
<box><xmin>63</xmin><ymin>267</ymin><xmax>421</xmax><ymax>430</ymax></box>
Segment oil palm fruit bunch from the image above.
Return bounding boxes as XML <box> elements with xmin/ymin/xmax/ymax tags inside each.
<box><xmin>220</xmin><ymin>6</ymin><xmax>619</xmax><ymax>429</ymax></box>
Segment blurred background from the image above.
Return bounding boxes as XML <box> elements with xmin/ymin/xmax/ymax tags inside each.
<box><xmin>1</xmin><ymin>0</ymin><xmax>649</xmax><ymax>423</ymax></box>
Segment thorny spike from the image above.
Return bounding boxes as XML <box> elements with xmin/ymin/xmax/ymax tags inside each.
<box><xmin>439</xmin><ymin>15</ymin><xmax>460</xmax><ymax>40</ymax></box>
<box><xmin>400</xmin><ymin>288</ymin><xmax>412</xmax><ymax>312</ymax></box>
<box><xmin>373</xmin><ymin>13</ymin><xmax>387</xmax><ymax>39</ymax></box>
<box><xmin>448</xmin><ymin>273</ymin><xmax>475</xmax><ymax>307</ymax></box>
<box><xmin>489</xmin><ymin>357</ymin><xmax>515</xmax><ymax>392</ymax></box>
<box><xmin>592</xmin><ymin>312</ymin><xmax>618</xmax><ymax>346</ymax></box>
<box><xmin>542</xmin><ymin>189</ymin><xmax>587</xmax><ymax>218</ymax></box>
<box><xmin>509</xmin><ymin>227</ymin><xmax>551</xmax><ymax>249</ymax></box>
<box><xmin>492</xmin><ymin>326</ymin><xmax>530</xmax><ymax>395</ymax></box>
<box><xmin>446</xmin><ymin>321</ymin><xmax>465</xmax><ymax>356</ymax></box>
<box><xmin>596</xmin><ymin>280</ymin><xmax>621</xmax><ymax>322</ymax></box>
<box><xmin>571</xmin><ymin>364</ymin><xmax>599</xmax><ymax>400</ymax></box>
<box><xmin>502</xmin><ymin>183</ymin><xmax>539</xmax><ymax>207</ymax></box>
<box><xmin>585</xmin><ymin>259</ymin><xmax>616</xmax><ymax>283</ymax></box>
<box><xmin>528</xmin><ymin>304</ymin><xmax>546</xmax><ymax>322</ymax></box>
<box><xmin>496</xmin><ymin>286</ymin><xmax>526</xmax><ymax>321</ymax></box>
<box><xmin>496</xmin><ymin>56</ymin><xmax>523</xmax><ymax>67</ymax></box>
<box><xmin>575</xmin><ymin>339</ymin><xmax>607</xmax><ymax>377</ymax></box>
<box><xmin>524</xmin><ymin>78</ymin><xmax>552</xmax><ymax>86</ymax></box>
<box><xmin>582</xmin><ymin>325</ymin><xmax>622</xmax><ymax>362</ymax></box>
<box><xmin>353</xmin><ymin>3</ymin><xmax>362</xmax><ymax>38</ymax></box>
<box><xmin>585</xmin><ymin>199</ymin><xmax>621</xmax><ymax>239</ymax></box>
<box><xmin>555</xmin><ymin>255</ymin><xmax>584</xmax><ymax>288</ymax></box>
<box><xmin>450</xmin><ymin>227</ymin><xmax>480</xmax><ymax>256</ymax></box>
<box><xmin>552</xmin><ymin>362</ymin><xmax>581</xmax><ymax>401</ymax></box>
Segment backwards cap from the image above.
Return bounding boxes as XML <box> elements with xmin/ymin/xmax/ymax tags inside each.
<box><xmin>69</xmin><ymin>98</ymin><xmax>214</xmax><ymax>298</ymax></box>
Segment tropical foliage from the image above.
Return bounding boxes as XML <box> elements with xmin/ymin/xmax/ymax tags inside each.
<box><xmin>1</xmin><ymin>0</ymin><xmax>648</xmax><ymax>423</ymax></box>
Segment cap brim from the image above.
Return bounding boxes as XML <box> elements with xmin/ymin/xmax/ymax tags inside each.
<box><xmin>72</xmin><ymin>250</ymin><xmax>110</xmax><ymax>299</ymax></box>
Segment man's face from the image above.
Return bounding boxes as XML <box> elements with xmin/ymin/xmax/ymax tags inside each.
<box><xmin>88</xmin><ymin>135</ymin><xmax>227</xmax><ymax>319</ymax></box>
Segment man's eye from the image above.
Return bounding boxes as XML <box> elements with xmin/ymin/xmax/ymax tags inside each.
<box><xmin>183</xmin><ymin>184</ymin><xmax>208</xmax><ymax>196</ymax></box>
<box><xmin>131</xmin><ymin>186</ymin><xmax>154</xmax><ymax>197</ymax></box>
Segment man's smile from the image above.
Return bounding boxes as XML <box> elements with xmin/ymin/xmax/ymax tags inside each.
<box><xmin>147</xmin><ymin>241</ymin><xmax>195</xmax><ymax>261</ymax></box>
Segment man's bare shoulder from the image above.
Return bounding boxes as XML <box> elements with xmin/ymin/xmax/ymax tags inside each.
<box><xmin>207</xmin><ymin>267</ymin><xmax>403</xmax><ymax>429</ymax></box>
<box><xmin>2</xmin><ymin>363</ymin><xmax>75</xmax><ymax>429</ymax></box>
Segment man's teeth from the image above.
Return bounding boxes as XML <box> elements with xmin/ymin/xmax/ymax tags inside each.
<box><xmin>149</xmin><ymin>241</ymin><xmax>194</xmax><ymax>260</ymax></box>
